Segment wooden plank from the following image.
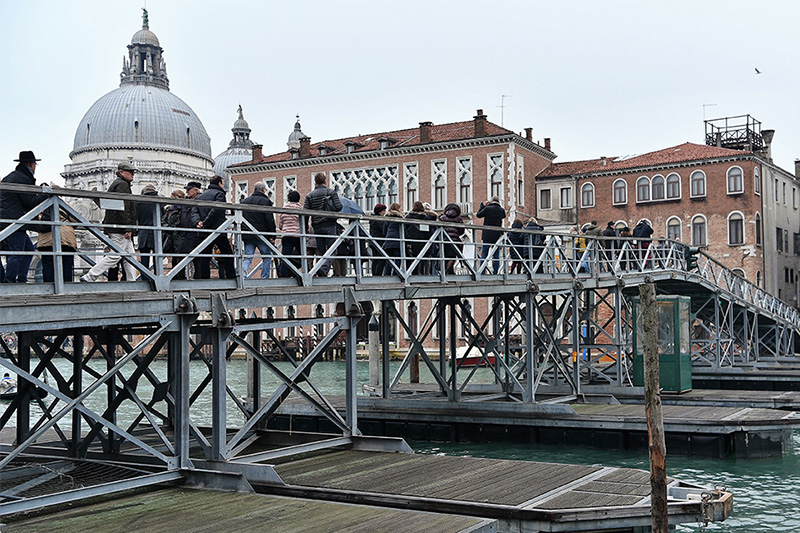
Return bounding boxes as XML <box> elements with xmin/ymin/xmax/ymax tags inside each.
<box><xmin>4</xmin><ymin>488</ymin><xmax>494</xmax><ymax>533</ymax></box>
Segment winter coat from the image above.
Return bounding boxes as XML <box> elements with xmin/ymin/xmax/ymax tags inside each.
<box><xmin>136</xmin><ymin>189</ymin><xmax>159</xmax><ymax>250</ymax></box>
<box><xmin>192</xmin><ymin>183</ymin><xmax>227</xmax><ymax>229</ymax></box>
<box><xmin>475</xmin><ymin>201</ymin><xmax>506</xmax><ymax>243</ymax></box>
<box><xmin>0</xmin><ymin>164</ymin><xmax>47</xmax><ymax>231</ymax></box>
<box><xmin>632</xmin><ymin>221</ymin><xmax>653</xmax><ymax>241</ymax></box>
<box><xmin>241</xmin><ymin>190</ymin><xmax>276</xmax><ymax>239</ymax></box>
<box><xmin>176</xmin><ymin>203</ymin><xmax>201</xmax><ymax>254</ymax></box>
<box><xmin>405</xmin><ymin>211</ymin><xmax>435</xmax><ymax>243</ymax></box>
<box><xmin>524</xmin><ymin>221</ymin><xmax>544</xmax><ymax>259</ymax></box>
<box><xmin>509</xmin><ymin>221</ymin><xmax>525</xmax><ymax>247</ymax></box>
<box><xmin>37</xmin><ymin>208</ymin><xmax>77</xmax><ymax>250</ymax></box>
<box><xmin>278</xmin><ymin>201</ymin><xmax>302</xmax><ymax>235</ymax></box>
<box><xmin>303</xmin><ymin>185</ymin><xmax>342</xmax><ymax>229</ymax></box>
<box><xmin>383</xmin><ymin>209</ymin><xmax>405</xmax><ymax>250</ymax></box>
<box><xmin>161</xmin><ymin>204</ymin><xmax>182</xmax><ymax>254</ymax></box>
<box><xmin>439</xmin><ymin>203</ymin><xmax>464</xmax><ymax>243</ymax></box>
<box><xmin>602</xmin><ymin>226</ymin><xmax>618</xmax><ymax>250</ymax></box>
<box><xmin>102</xmin><ymin>177</ymin><xmax>137</xmax><ymax>234</ymax></box>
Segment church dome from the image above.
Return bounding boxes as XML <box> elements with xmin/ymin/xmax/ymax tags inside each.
<box><xmin>287</xmin><ymin>116</ymin><xmax>305</xmax><ymax>150</ymax></box>
<box><xmin>214</xmin><ymin>105</ymin><xmax>255</xmax><ymax>179</ymax></box>
<box><xmin>131</xmin><ymin>28</ymin><xmax>159</xmax><ymax>46</ymax></box>
<box><xmin>71</xmin><ymin>84</ymin><xmax>212</xmax><ymax>160</ymax></box>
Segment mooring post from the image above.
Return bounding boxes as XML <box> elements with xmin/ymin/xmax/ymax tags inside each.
<box><xmin>523</xmin><ymin>292</ymin><xmax>535</xmax><ymax>403</ymax></box>
<box><xmin>345</xmin><ymin>315</ymin><xmax>361</xmax><ymax>436</ymax></box>
<box><xmin>639</xmin><ymin>280</ymin><xmax>668</xmax><ymax>532</ymax></box>
<box><xmin>381</xmin><ymin>301</ymin><xmax>391</xmax><ymax>399</ymax></box>
<box><xmin>248</xmin><ymin>328</ymin><xmax>262</xmax><ymax>419</ymax></box>
<box><xmin>71</xmin><ymin>333</ymin><xmax>84</xmax><ymax>456</ymax></box>
<box><xmin>368</xmin><ymin>310</ymin><xmax>380</xmax><ymax>387</ymax></box>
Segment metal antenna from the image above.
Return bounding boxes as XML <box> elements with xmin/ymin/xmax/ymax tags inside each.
<box><xmin>499</xmin><ymin>95</ymin><xmax>512</xmax><ymax>127</ymax></box>
<box><xmin>703</xmin><ymin>103</ymin><xmax>717</xmax><ymax>121</ymax></box>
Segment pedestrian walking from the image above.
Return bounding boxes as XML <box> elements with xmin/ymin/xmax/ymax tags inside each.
<box><xmin>382</xmin><ymin>203</ymin><xmax>405</xmax><ymax>275</ymax></box>
<box><xmin>439</xmin><ymin>203</ymin><xmax>465</xmax><ymax>275</ymax></box>
<box><xmin>136</xmin><ymin>184</ymin><xmax>159</xmax><ymax>270</ymax></box>
<box><xmin>174</xmin><ymin>184</ymin><xmax>203</xmax><ymax>280</ymax></box>
<box><xmin>303</xmin><ymin>173</ymin><xmax>342</xmax><ymax>277</ymax></box>
<box><xmin>240</xmin><ymin>182</ymin><xmax>276</xmax><ymax>279</ymax></box>
<box><xmin>0</xmin><ymin>151</ymin><xmax>47</xmax><ymax>283</ymax></box>
<box><xmin>81</xmin><ymin>162</ymin><xmax>138</xmax><ymax>282</ymax></box>
<box><xmin>475</xmin><ymin>195</ymin><xmax>506</xmax><ymax>274</ymax></box>
<box><xmin>193</xmin><ymin>175</ymin><xmax>236</xmax><ymax>279</ymax></box>
<box><xmin>369</xmin><ymin>204</ymin><xmax>387</xmax><ymax>276</ymax></box>
<box><xmin>37</xmin><ymin>185</ymin><xmax>77</xmax><ymax>283</ymax></box>
<box><xmin>278</xmin><ymin>190</ymin><xmax>302</xmax><ymax>278</ymax></box>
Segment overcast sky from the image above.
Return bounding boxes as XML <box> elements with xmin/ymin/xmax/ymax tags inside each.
<box><xmin>2</xmin><ymin>0</ymin><xmax>799</xmax><ymax>184</ymax></box>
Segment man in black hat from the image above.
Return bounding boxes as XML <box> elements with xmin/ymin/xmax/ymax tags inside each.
<box><xmin>170</xmin><ymin>181</ymin><xmax>202</xmax><ymax>279</ymax></box>
<box><xmin>1</xmin><ymin>151</ymin><xmax>47</xmax><ymax>283</ymax></box>
<box><xmin>81</xmin><ymin>162</ymin><xmax>138</xmax><ymax>282</ymax></box>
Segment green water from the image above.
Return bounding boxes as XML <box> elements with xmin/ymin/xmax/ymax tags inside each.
<box><xmin>12</xmin><ymin>358</ymin><xmax>800</xmax><ymax>531</ymax></box>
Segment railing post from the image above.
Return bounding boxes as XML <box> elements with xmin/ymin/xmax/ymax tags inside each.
<box><xmin>51</xmin><ymin>198</ymin><xmax>64</xmax><ymax>294</ymax></box>
<box><xmin>233</xmin><ymin>209</ymin><xmax>245</xmax><ymax>290</ymax></box>
<box><xmin>299</xmin><ymin>215</ymin><xmax>309</xmax><ymax>285</ymax></box>
<box><xmin>523</xmin><ymin>292</ymin><xmax>535</xmax><ymax>403</ymax></box>
<box><xmin>153</xmin><ymin>203</ymin><xmax>165</xmax><ymax>284</ymax></box>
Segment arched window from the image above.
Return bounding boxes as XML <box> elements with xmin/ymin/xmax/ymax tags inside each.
<box><xmin>666</xmin><ymin>216</ymin><xmax>682</xmax><ymax>241</ymax></box>
<box><xmin>732</xmin><ymin>268</ymin><xmax>746</xmax><ymax>279</ymax></box>
<box><xmin>457</xmin><ymin>157</ymin><xmax>472</xmax><ymax>206</ymax></box>
<box><xmin>727</xmin><ymin>166</ymin><xmax>744</xmax><ymax>194</ymax></box>
<box><xmin>615</xmin><ymin>220</ymin><xmax>627</xmax><ymax>231</ymax></box>
<box><xmin>580</xmin><ymin>183</ymin><xmax>595</xmax><ymax>207</ymax></box>
<box><xmin>728</xmin><ymin>212</ymin><xmax>744</xmax><ymax>245</ymax></box>
<box><xmin>434</xmin><ymin>174</ymin><xmax>446</xmax><ymax>210</ymax></box>
<box><xmin>636</xmin><ymin>177</ymin><xmax>650</xmax><ymax>202</ymax></box>
<box><xmin>755</xmin><ymin>212</ymin><xmax>762</xmax><ymax>246</ymax></box>
<box><xmin>756</xmin><ymin>270</ymin><xmax>762</xmax><ymax>287</ymax></box>
<box><xmin>691</xmin><ymin>215</ymin><xmax>707</xmax><ymax>246</ymax></box>
<box><xmin>612</xmin><ymin>179</ymin><xmax>627</xmax><ymax>205</ymax></box>
<box><xmin>754</xmin><ymin>166</ymin><xmax>761</xmax><ymax>195</ymax></box>
<box><xmin>652</xmin><ymin>175</ymin><xmax>665</xmax><ymax>200</ymax></box>
<box><xmin>405</xmin><ymin>176</ymin><xmax>417</xmax><ymax>210</ymax></box>
<box><xmin>690</xmin><ymin>170</ymin><xmax>706</xmax><ymax>197</ymax></box>
<box><xmin>666</xmin><ymin>173</ymin><xmax>681</xmax><ymax>199</ymax></box>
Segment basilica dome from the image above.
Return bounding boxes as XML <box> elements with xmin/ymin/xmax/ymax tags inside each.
<box><xmin>71</xmin><ymin>84</ymin><xmax>212</xmax><ymax>160</ymax></box>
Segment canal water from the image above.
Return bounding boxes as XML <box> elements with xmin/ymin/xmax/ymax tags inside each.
<box><xmin>11</xmin><ymin>358</ymin><xmax>800</xmax><ymax>531</ymax></box>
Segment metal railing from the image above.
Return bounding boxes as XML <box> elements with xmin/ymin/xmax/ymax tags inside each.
<box><xmin>1</xmin><ymin>181</ymin><xmax>797</xmax><ymax>329</ymax></box>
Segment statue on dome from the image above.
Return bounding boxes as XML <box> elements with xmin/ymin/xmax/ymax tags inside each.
<box><xmin>238</xmin><ymin>105</ymin><xmax>243</xmax><ymax>120</ymax></box>
<box><xmin>142</xmin><ymin>8</ymin><xmax>149</xmax><ymax>29</ymax></box>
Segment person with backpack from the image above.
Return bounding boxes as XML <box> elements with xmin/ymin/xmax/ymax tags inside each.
<box><xmin>303</xmin><ymin>173</ymin><xmax>342</xmax><ymax>277</ymax></box>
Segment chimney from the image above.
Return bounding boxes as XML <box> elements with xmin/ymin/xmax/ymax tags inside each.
<box><xmin>761</xmin><ymin>129</ymin><xmax>775</xmax><ymax>162</ymax></box>
<box><xmin>544</xmin><ymin>138</ymin><xmax>551</xmax><ymax>151</ymax></box>
<box><xmin>473</xmin><ymin>109</ymin><xmax>487</xmax><ymax>137</ymax></box>
<box><xmin>524</xmin><ymin>127</ymin><xmax>532</xmax><ymax>141</ymax></box>
<box><xmin>794</xmin><ymin>159</ymin><xmax>800</xmax><ymax>179</ymax></box>
<box><xmin>715</xmin><ymin>132</ymin><xmax>722</xmax><ymax>147</ymax></box>
<box><xmin>600</xmin><ymin>156</ymin><xmax>607</xmax><ymax>167</ymax></box>
<box><xmin>252</xmin><ymin>144</ymin><xmax>263</xmax><ymax>161</ymax></box>
<box><xmin>419</xmin><ymin>121</ymin><xmax>432</xmax><ymax>144</ymax></box>
<box><xmin>299</xmin><ymin>136</ymin><xmax>311</xmax><ymax>158</ymax></box>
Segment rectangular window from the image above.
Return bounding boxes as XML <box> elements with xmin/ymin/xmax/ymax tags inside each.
<box><xmin>783</xmin><ymin>182</ymin><xmax>787</xmax><ymax>204</ymax></box>
<box><xmin>559</xmin><ymin>187</ymin><xmax>572</xmax><ymax>209</ymax></box>
<box><xmin>235</xmin><ymin>181</ymin><xmax>249</xmax><ymax>203</ymax></box>
<box><xmin>403</xmin><ymin>163</ymin><xmax>418</xmax><ymax>211</ymax></box>
<box><xmin>778</xmin><ymin>227</ymin><xmax>784</xmax><ymax>252</ymax></box>
<box><xmin>488</xmin><ymin>154</ymin><xmax>504</xmax><ymax>201</ymax></box>
<box><xmin>794</xmin><ymin>187</ymin><xmax>797</xmax><ymax>209</ymax></box>
<box><xmin>785</xmin><ymin>229</ymin><xmax>789</xmax><ymax>252</ymax></box>
<box><xmin>263</xmin><ymin>178</ymin><xmax>276</xmax><ymax>203</ymax></box>
<box><xmin>283</xmin><ymin>175</ymin><xmax>297</xmax><ymax>204</ymax></box>
<box><xmin>432</xmin><ymin>159</ymin><xmax>447</xmax><ymax>210</ymax></box>
<box><xmin>795</xmin><ymin>232</ymin><xmax>800</xmax><ymax>255</ymax></box>
<box><xmin>539</xmin><ymin>189</ymin><xmax>551</xmax><ymax>210</ymax></box>
<box><xmin>775</xmin><ymin>179</ymin><xmax>779</xmax><ymax>202</ymax></box>
<box><xmin>456</xmin><ymin>157</ymin><xmax>472</xmax><ymax>210</ymax></box>
<box><xmin>516</xmin><ymin>154</ymin><xmax>525</xmax><ymax>206</ymax></box>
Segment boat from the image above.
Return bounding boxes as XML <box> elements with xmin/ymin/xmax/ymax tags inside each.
<box><xmin>0</xmin><ymin>375</ymin><xmax>48</xmax><ymax>401</ymax></box>
<box><xmin>453</xmin><ymin>346</ymin><xmax>496</xmax><ymax>367</ymax></box>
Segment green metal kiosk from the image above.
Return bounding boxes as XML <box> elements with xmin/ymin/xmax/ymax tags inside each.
<box><xmin>631</xmin><ymin>295</ymin><xmax>692</xmax><ymax>393</ymax></box>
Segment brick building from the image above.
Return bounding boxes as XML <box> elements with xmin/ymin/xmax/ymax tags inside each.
<box><xmin>535</xmin><ymin>118</ymin><xmax>800</xmax><ymax>307</ymax></box>
<box><xmin>226</xmin><ymin>110</ymin><xmax>555</xmax><ymax>345</ymax></box>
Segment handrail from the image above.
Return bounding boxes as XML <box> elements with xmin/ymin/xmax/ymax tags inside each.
<box><xmin>0</xmin><ymin>182</ymin><xmax>797</xmax><ymax>330</ymax></box>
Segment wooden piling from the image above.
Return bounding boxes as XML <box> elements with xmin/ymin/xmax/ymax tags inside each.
<box><xmin>639</xmin><ymin>281</ymin><xmax>668</xmax><ymax>532</ymax></box>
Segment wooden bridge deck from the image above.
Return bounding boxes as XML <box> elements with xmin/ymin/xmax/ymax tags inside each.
<box><xmin>3</xmin><ymin>487</ymin><xmax>496</xmax><ymax>533</ymax></box>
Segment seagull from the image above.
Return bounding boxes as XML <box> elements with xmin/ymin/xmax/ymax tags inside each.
<box><xmin>755</xmin><ymin>68</ymin><xmax>762</xmax><ymax>74</ymax></box>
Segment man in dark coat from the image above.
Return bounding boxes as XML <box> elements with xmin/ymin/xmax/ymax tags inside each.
<box><xmin>1</xmin><ymin>151</ymin><xmax>48</xmax><ymax>282</ymax></box>
<box><xmin>172</xmin><ymin>181</ymin><xmax>203</xmax><ymax>280</ymax></box>
<box><xmin>240</xmin><ymin>182</ymin><xmax>276</xmax><ymax>278</ymax></box>
<box><xmin>601</xmin><ymin>221</ymin><xmax>617</xmax><ymax>271</ymax></box>
<box><xmin>475</xmin><ymin>195</ymin><xmax>506</xmax><ymax>274</ymax></box>
<box><xmin>303</xmin><ymin>173</ymin><xmax>342</xmax><ymax>276</ymax></box>
<box><xmin>136</xmin><ymin>185</ymin><xmax>159</xmax><ymax>270</ymax></box>
<box><xmin>192</xmin><ymin>175</ymin><xmax>236</xmax><ymax>279</ymax></box>
<box><xmin>632</xmin><ymin>219</ymin><xmax>654</xmax><ymax>269</ymax></box>
<box><xmin>81</xmin><ymin>162</ymin><xmax>138</xmax><ymax>282</ymax></box>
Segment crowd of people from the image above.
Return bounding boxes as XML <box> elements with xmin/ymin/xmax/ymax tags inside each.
<box><xmin>0</xmin><ymin>152</ymin><xmax>669</xmax><ymax>283</ymax></box>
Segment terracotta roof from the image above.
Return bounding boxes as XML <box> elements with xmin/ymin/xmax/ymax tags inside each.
<box><xmin>234</xmin><ymin>119</ymin><xmax>516</xmax><ymax>166</ymax></box>
<box><xmin>539</xmin><ymin>142</ymin><xmax>751</xmax><ymax>178</ymax></box>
